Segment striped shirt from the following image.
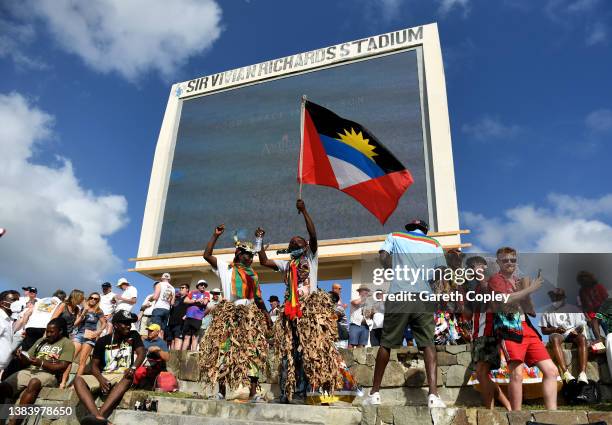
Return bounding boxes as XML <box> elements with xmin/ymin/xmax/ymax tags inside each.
<box><xmin>471</xmin><ymin>284</ymin><xmax>494</xmax><ymax>339</ymax></box>
<box><xmin>379</xmin><ymin>229</ymin><xmax>446</xmax><ymax>294</ymax></box>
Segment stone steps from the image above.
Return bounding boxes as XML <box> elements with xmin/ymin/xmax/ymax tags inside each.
<box><xmin>110</xmin><ymin>410</ymin><xmax>312</xmax><ymax>425</ymax></box>
<box><xmin>144</xmin><ymin>397</ymin><xmax>362</xmax><ymax>425</ymax></box>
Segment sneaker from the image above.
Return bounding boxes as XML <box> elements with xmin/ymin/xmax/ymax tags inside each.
<box><xmin>577</xmin><ymin>371</ymin><xmax>589</xmax><ymax>384</ymax></box>
<box><xmin>563</xmin><ymin>370</ymin><xmax>576</xmax><ymax>383</ymax></box>
<box><xmin>211</xmin><ymin>392</ymin><xmax>225</xmax><ymax>400</ymax></box>
<box><xmin>362</xmin><ymin>391</ymin><xmax>381</xmax><ymax>405</ymax></box>
<box><xmin>428</xmin><ymin>394</ymin><xmax>446</xmax><ymax>408</ymax></box>
<box><xmin>250</xmin><ymin>394</ymin><xmax>266</xmax><ymax>403</ymax></box>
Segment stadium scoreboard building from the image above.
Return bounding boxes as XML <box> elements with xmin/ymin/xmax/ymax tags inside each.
<box><xmin>132</xmin><ymin>23</ymin><xmax>466</xmax><ymax>289</ymax></box>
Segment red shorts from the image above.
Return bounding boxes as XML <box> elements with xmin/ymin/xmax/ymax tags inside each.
<box><xmin>501</xmin><ymin>322</ymin><xmax>550</xmax><ymax>367</ymax></box>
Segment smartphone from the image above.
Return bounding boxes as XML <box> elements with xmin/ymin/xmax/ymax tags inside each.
<box><xmin>537</xmin><ymin>269</ymin><xmax>542</xmax><ymax>279</ymax></box>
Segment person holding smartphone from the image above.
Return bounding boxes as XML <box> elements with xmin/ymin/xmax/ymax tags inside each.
<box><xmin>540</xmin><ymin>287</ymin><xmax>589</xmax><ymax>383</ymax></box>
<box><xmin>0</xmin><ymin>318</ymin><xmax>74</xmax><ymax>424</ymax></box>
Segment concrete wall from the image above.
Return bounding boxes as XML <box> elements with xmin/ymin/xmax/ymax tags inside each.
<box><xmin>164</xmin><ymin>344</ymin><xmax>612</xmax><ymax>405</ymax></box>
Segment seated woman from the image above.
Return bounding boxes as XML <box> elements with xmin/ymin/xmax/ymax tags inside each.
<box><xmin>0</xmin><ymin>318</ymin><xmax>74</xmax><ymax>425</ymax></box>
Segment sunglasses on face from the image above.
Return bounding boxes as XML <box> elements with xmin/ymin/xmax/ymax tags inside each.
<box><xmin>499</xmin><ymin>258</ymin><xmax>517</xmax><ymax>264</ymax></box>
<box><xmin>89</xmin><ymin>297</ymin><xmax>100</xmax><ymax>301</ymax></box>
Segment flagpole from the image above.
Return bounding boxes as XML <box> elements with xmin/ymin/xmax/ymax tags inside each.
<box><xmin>298</xmin><ymin>94</ymin><xmax>307</xmax><ymax>200</ymax></box>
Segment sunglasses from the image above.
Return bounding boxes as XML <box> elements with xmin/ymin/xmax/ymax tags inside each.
<box><xmin>499</xmin><ymin>258</ymin><xmax>517</xmax><ymax>264</ymax></box>
<box><xmin>89</xmin><ymin>297</ymin><xmax>100</xmax><ymax>301</ymax></box>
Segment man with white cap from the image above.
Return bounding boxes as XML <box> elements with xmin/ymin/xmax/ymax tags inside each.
<box><xmin>349</xmin><ymin>285</ymin><xmax>373</xmax><ymax>348</ymax></box>
<box><xmin>150</xmin><ymin>273</ymin><xmax>175</xmax><ymax>341</ymax></box>
<box><xmin>114</xmin><ymin>278</ymin><xmax>138</xmax><ymax>313</ymax></box>
<box><xmin>181</xmin><ymin>280</ymin><xmax>209</xmax><ymax>350</ymax></box>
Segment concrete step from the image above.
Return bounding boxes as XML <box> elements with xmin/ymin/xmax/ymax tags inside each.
<box><xmin>110</xmin><ymin>410</ymin><xmax>312</xmax><ymax>425</ymax></box>
<box><xmin>146</xmin><ymin>397</ymin><xmax>362</xmax><ymax>425</ymax></box>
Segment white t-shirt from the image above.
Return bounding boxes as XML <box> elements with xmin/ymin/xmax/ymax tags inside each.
<box><xmin>350</xmin><ymin>297</ymin><xmax>383</xmax><ymax>328</ymax></box>
<box><xmin>269</xmin><ymin>307</ymin><xmax>280</xmax><ymax>323</ymax></box>
<box><xmin>141</xmin><ymin>294</ymin><xmax>155</xmax><ymax>316</ymax></box>
<box><xmin>11</xmin><ymin>296</ymin><xmax>37</xmax><ymax>320</ymax></box>
<box><xmin>115</xmin><ymin>286</ymin><xmax>138</xmax><ymax>312</ymax></box>
<box><xmin>273</xmin><ymin>250</ymin><xmax>319</xmax><ymax>297</ymax></box>
<box><xmin>212</xmin><ymin>259</ymin><xmax>253</xmax><ymax>305</ymax></box>
<box><xmin>100</xmin><ymin>292</ymin><xmax>116</xmax><ymax>316</ymax></box>
<box><xmin>25</xmin><ymin>297</ymin><xmax>61</xmax><ymax>329</ymax></box>
<box><xmin>0</xmin><ymin>309</ymin><xmax>14</xmax><ymax>369</ymax></box>
<box><xmin>539</xmin><ymin>303</ymin><xmax>587</xmax><ymax>337</ymax></box>
<box><xmin>153</xmin><ymin>281</ymin><xmax>174</xmax><ymax>311</ymax></box>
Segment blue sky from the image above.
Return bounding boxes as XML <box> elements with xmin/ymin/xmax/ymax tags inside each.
<box><xmin>1</xmin><ymin>0</ymin><xmax>611</xmax><ymax>304</ymax></box>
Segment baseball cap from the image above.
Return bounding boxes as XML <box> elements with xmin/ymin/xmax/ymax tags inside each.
<box><xmin>22</xmin><ymin>286</ymin><xmax>37</xmax><ymax>293</ymax></box>
<box><xmin>116</xmin><ymin>277</ymin><xmax>129</xmax><ymax>287</ymax></box>
<box><xmin>101</xmin><ymin>282</ymin><xmax>112</xmax><ymax>288</ymax></box>
<box><xmin>196</xmin><ymin>279</ymin><xmax>208</xmax><ymax>288</ymax></box>
<box><xmin>357</xmin><ymin>284</ymin><xmax>371</xmax><ymax>292</ymax></box>
<box><xmin>112</xmin><ymin>310</ymin><xmax>138</xmax><ymax>324</ymax></box>
<box><xmin>268</xmin><ymin>295</ymin><xmax>279</xmax><ymax>302</ymax></box>
<box><xmin>146</xmin><ymin>323</ymin><xmax>161</xmax><ymax>331</ymax></box>
<box><xmin>405</xmin><ymin>219</ymin><xmax>429</xmax><ymax>234</ymax></box>
<box><xmin>210</xmin><ymin>288</ymin><xmax>221</xmax><ymax>294</ymax></box>
<box><xmin>161</xmin><ymin>272</ymin><xmax>171</xmax><ymax>280</ymax></box>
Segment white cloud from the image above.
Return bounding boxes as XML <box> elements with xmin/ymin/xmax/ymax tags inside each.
<box><xmin>543</xmin><ymin>0</ymin><xmax>608</xmax><ymax>45</ymax></box>
<box><xmin>17</xmin><ymin>0</ymin><xmax>222</xmax><ymax>81</ymax></box>
<box><xmin>372</xmin><ymin>0</ymin><xmax>470</xmax><ymax>22</ymax></box>
<box><xmin>586</xmin><ymin>21</ymin><xmax>608</xmax><ymax>45</ymax></box>
<box><xmin>461</xmin><ymin>116</ymin><xmax>521</xmax><ymax>141</ymax></box>
<box><xmin>585</xmin><ymin>108</ymin><xmax>612</xmax><ymax>132</ymax></box>
<box><xmin>438</xmin><ymin>0</ymin><xmax>471</xmax><ymax>17</ymax></box>
<box><xmin>463</xmin><ymin>193</ymin><xmax>612</xmax><ymax>253</ymax></box>
<box><xmin>0</xmin><ymin>17</ymin><xmax>48</xmax><ymax>70</ymax></box>
<box><xmin>566</xmin><ymin>0</ymin><xmax>599</xmax><ymax>13</ymax></box>
<box><xmin>0</xmin><ymin>92</ymin><xmax>128</xmax><ymax>294</ymax></box>
<box><xmin>379</xmin><ymin>0</ymin><xmax>405</xmax><ymax>22</ymax></box>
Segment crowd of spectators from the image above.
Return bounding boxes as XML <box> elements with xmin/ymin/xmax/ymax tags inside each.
<box><xmin>1</xmin><ymin>225</ymin><xmax>611</xmax><ymax>418</ymax></box>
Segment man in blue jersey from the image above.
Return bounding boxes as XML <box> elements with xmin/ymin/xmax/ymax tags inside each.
<box><xmin>364</xmin><ymin>219</ymin><xmax>447</xmax><ymax>408</ymax></box>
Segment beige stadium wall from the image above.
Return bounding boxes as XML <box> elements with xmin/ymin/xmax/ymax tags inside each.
<box><xmin>132</xmin><ymin>23</ymin><xmax>465</xmax><ymax>291</ymax></box>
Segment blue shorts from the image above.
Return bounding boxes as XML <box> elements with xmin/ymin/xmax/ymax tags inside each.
<box><xmin>349</xmin><ymin>323</ymin><xmax>370</xmax><ymax>346</ymax></box>
<box><xmin>72</xmin><ymin>332</ymin><xmax>96</xmax><ymax>347</ymax></box>
<box><xmin>151</xmin><ymin>308</ymin><xmax>170</xmax><ymax>332</ymax></box>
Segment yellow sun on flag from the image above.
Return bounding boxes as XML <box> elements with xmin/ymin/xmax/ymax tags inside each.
<box><xmin>336</xmin><ymin>128</ymin><xmax>378</xmax><ymax>161</ymax></box>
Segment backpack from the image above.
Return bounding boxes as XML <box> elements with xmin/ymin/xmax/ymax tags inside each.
<box><xmin>561</xmin><ymin>379</ymin><xmax>601</xmax><ymax>405</ymax></box>
<box><xmin>155</xmin><ymin>371</ymin><xmax>179</xmax><ymax>392</ymax></box>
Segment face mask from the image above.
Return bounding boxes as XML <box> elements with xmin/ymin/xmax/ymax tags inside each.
<box><xmin>10</xmin><ymin>301</ymin><xmax>22</xmax><ymax>314</ymax></box>
<box><xmin>290</xmin><ymin>248</ymin><xmax>305</xmax><ymax>259</ymax></box>
<box><xmin>552</xmin><ymin>301</ymin><xmax>563</xmax><ymax>308</ymax></box>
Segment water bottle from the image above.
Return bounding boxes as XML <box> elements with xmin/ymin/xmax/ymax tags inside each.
<box><xmin>254</xmin><ymin>235</ymin><xmax>263</xmax><ymax>251</ymax></box>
